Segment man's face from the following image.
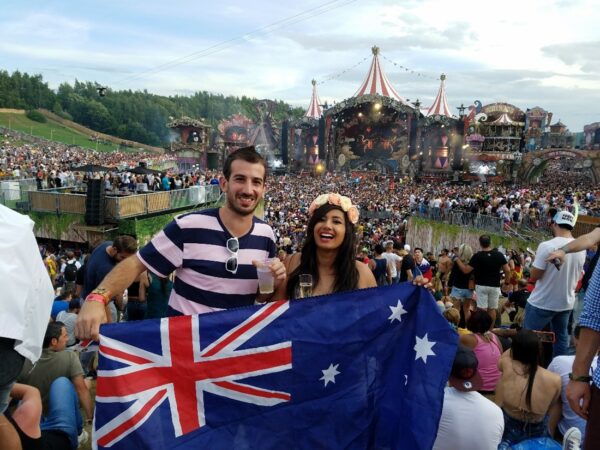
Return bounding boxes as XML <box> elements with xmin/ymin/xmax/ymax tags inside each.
<box><xmin>52</xmin><ymin>327</ymin><xmax>69</xmax><ymax>351</ymax></box>
<box><xmin>414</xmin><ymin>249</ymin><xmax>423</xmax><ymax>262</ymax></box>
<box><xmin>221</xmin><ymin>160</ymin><xmax>266</xmax><ymax>217</ymax></box>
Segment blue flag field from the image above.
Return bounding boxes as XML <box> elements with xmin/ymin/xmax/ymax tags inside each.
<box><xmin>94</xmin><ymin>283</ymin><xmax>458</xmax><ymax>449</ymax></box>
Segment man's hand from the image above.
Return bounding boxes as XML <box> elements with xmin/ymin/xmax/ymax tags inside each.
<box><xmin>566</xmin><ymin>379</ymin><xmax>591</xmax><ymax>420</ymax></box>
<box><xmin>546</xmin><ymin>249</ymin><xmax>566</xmax><ymax>268</ymax></box>
<box><xmin>75</xmin><ymin>300</ymin><xmax>108</xmax><ymax>341</ymax></box>
<box><xmin>412</xmin><ymin>275</ymin><xmax>433</xmax><ymax>291</ymax></box>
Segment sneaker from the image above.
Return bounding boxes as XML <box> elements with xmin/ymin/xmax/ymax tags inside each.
<box><xmin>78</xmin><ymin>429</ymin><xmax>89</xmax><ymax>446</ymax></box>
<box><xmin>563</xmin><ymin>427</ymin><xmax>582</xmax><ymax>450</ymax></box>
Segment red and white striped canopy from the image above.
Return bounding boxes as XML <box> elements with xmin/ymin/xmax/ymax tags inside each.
<box><xmin>354</xmin><ymin>46</ymin><xmax>405</xmax><ymax>103</ymax></box>
<box><xmin>489</xmin><ymin>112</ymin><xmax>516</xmax><ymax>126</ymax></box>
<box><xmin>426</xmin><ymin>74</ymin><xmax>453</xmax><ymax>117</ymax></box>
<box><xmin>305</xmin><ymin>79</ymin><xmax>323</xmax><ymax>119</ymax></box>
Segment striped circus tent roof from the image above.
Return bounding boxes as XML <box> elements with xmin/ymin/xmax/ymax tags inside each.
<box><xmin>427</xmin><ymin>74</ymin><xmax>453</xmax><ymax>117</ymax></box>
<box><xmin>489</xmin><ymin>112</ymin><xmax>517</xmax><ymax>125</ymax></box>
<box><xmin>305</xmin><ymin>79</ymin><xmax>323</xmax><ymax>119</ymax></box>
<box><xmin>354</xmin><ymin>46</ymin><xmax>406</xmax><ymax>103</ymax></box>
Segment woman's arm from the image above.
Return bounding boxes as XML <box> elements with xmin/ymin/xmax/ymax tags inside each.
<box><xmin>271</xmin><ymin>253</ymin><xmax>300</xmax><ymax>301</ymax></box>
<box><xmin>356</xmin><ymin>261</ymin><xmax>377</xmax><ymax>289</ymax></box>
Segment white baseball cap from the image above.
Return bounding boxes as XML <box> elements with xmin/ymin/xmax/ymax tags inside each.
<box><xmin>553</xmin><ymin>211</ymin><xmax>576</xmax><ymax>228</ymax></box>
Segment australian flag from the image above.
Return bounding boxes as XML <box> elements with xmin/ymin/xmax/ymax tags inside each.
<box><xmin>94</xmin><ymin>283</ymin><xmax>457</xmax><ymax>449</ymax></box>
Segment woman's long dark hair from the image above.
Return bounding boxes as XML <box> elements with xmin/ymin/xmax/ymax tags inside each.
<box><xmin>286</xmin><ymin>203</ymin><xmax>358</xmax><ymax>298</ymax></box>
<box><xmin>511</xmin><ymin>329</ymin><xmax>541</xmax><ymax>409</ymax></box>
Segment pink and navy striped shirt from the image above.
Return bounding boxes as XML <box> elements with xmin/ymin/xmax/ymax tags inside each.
<box><xmin>138</xmin><ymin>208</ymin><xmax>276</xmax><ymax>315</ymax></box>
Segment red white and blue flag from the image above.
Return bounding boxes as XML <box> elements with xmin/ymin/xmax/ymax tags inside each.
<box><xmin>94</xmin><ymin>284</ymin><xmax>457</xmax><ymax>449</ymax></box>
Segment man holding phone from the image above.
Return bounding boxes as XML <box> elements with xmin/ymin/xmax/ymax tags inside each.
<box><xmin>523</xmin><ymin>211</ymin><xmax>585</xmax><ymax>357</ymax></box>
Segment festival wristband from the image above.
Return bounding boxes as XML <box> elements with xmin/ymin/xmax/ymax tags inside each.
<box><xmin>86</xmin><ymin>294</ymin><xmax>108</xmax><ymax>305</ymax></box>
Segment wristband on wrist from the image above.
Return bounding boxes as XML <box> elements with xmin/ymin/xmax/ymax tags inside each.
<box><xmin>559</xmin><ymin>246</ymin><xmax>569</xmax><ymax>254</ymax></box>
<box><xmin>86</xmin><ymin>293</ymin><xmax>109</xmax><ymax>306</ymax></box>
<box><xmin>569</xmin><ymin>372</ymin><xmax>592</xmax><ymax>382</ymax></box>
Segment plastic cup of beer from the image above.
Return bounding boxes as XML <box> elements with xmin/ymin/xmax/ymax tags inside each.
<box><xmin>257</xmin><ymin>259</ymin><xmax>275</xmax><ymax>294</ymax></box>
<box><xmin>298</xmin><ymin>274</ymin><xmax>313</xmax><ymax>299</ymax></box>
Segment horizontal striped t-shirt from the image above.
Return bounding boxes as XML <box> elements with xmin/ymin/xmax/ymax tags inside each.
<box><xmin>138</xmin><ymin>208</ymin><xmax>276</xmax><ymax>314</ymax></box>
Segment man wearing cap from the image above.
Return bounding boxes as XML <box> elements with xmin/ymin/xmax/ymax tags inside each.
<box><xmin>524</xmin><ymin>210</ymin><xmax>585</xmax><ymax>357</ymax></box>
<box><xmin>432</xmin><ymin>345</ymin><xmax>504</xmax><ymax>450</ymax></box>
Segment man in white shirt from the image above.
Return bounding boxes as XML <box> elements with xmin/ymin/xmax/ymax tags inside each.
<box><xmin>381</xmin><ymin>241</ymin><xmax>401</xmax><ymax>284</ymax></box>
<box><xmin>432</xmin><ymin>345</ymin><xmax>504</xmax><ymax>450</ymax></box>
<box><xmin>524</xmin><ymin>211</ymin><xmax>586</xmax><ymax>357</ymax></box>
<box><xmin>548</xmin><ymin>325</ymin><xmax>598</xmax><ymax>441</ymax></box>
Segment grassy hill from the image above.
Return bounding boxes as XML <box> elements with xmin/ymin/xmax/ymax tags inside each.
<box><xmin>0</xmin><ymin>109</ymin><xmax>162</xmax><ymax>153</ymax></box>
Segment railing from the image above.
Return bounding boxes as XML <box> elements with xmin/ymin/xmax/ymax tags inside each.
<box><xmin>27</xmin><ymin>185</ymin><xmax>222</xmax><ymax>220</ymax></box>
<box><xmin>415</xmin><ymin>207</ymin><xmax>504</xmax><ymax>234</ymax></box>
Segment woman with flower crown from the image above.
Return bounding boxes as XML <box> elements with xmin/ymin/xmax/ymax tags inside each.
<box><xmin>273</xmin><ymin>193</ymin><xmax>377</xmax><ymax>299</ymax></box>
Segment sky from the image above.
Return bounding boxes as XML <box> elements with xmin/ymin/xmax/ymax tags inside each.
<box><xmin>1</xmin><ymin>0</ymin><xmax>599</xmax><ymax>131</ymax></box>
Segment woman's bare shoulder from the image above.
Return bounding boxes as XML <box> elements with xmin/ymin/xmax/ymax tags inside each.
<box><xmin>356</xmin><ymin>260</ymin><xmax>377</xmax><ymax>288</ymax></box>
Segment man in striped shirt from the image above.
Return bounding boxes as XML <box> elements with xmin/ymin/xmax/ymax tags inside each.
<box><xmin>76</xmin><ymin>146</ymin><xmax>286</xmax><ymax>340</ymax></box>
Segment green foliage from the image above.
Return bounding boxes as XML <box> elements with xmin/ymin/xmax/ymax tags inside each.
<box><xmin>25</xmin><ymin>109</ymin><xmax>47</xmax><ymax>123</ymax></box>
<box><xmin>0</xmin><ymin>70</ymin><xmax>304</xmax><ymax>148</ymax></box>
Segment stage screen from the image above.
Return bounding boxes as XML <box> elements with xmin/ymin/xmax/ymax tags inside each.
<box><xmin>469</xmin><ymin>160</ymin><xmax>497</xmax><ymax>176</ymax></box>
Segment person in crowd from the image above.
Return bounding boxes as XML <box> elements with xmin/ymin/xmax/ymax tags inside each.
<box><xmin>524</xmin><ymin>211</ymin><xmax>585</xmax><ymax>357</ymax></box>
<box><xmin>455</xmin><ymin>235</ymin><xmax>511</xmax><ymax>328</ymax></box>
<box><xmin>145</xmin><ymin>272</ymin><xmax>174</xmax><ymax>319</ymax></box>
<box><xmin>50</xmin><ymin>288</ymin><xmax>74</xmax><ymax>320</ymax></box>
<box><xmin>82</xmin><ymin>235</ymin><xmax>139</xmax><ymax>324</ymax></box>
<box><xmin>495</xmin><ymin>329</ymin><xmax>562</xmax><ymax>449</ymax></box>
<box><xmin>125</xmin><ymin>270</ymin><xmax>149</xmax><ymax>321</ymax></box>
<box><xmin>382</xmin><ymin>240</ymin><xmax>401</xmax><ymax>284</ymax></box>
<box><xmin>399</xmin><ymin>244</ymin><xmax>416</xmax><ymax>282</ymax></box>
<box><xmin>437</xmin><ymin>248</ymin><xmax>453</xmax><ymax>296</ymax></box>
<box><xmin>432</xmin><ymin>344</ymin><xmax>504</xmax><ymax>450</ymax></box>
<box><xmin>550</xmin><ymin>226</ymin><xmax>600</xmax><ymax>449</ymax></box>
<box><xmin>17</xmin><ymin>322</ymin><xmax>94</xmax><ymax>424</ymax></box>
<box><xmin>76</xmin><ymin>146</ymin><xmax>286</xmax><ymax>340</ymax></box>
<box><xmin>60</xmin><ymin>251</ymin><xmax>81</xmax><ymax>293</ymax></box>
<box><xmin>442</xmin><ymin>308</ymin><xmax>469</xmax><ymax>335</ymax></box>
<box><xmin>275</xmin><ymin>193</ymin><xmax>376</xmax><ymax>299</ymax></box>
<box><xmin>368</xmin><ymin>243</ymin><xmax>392</xmax><ymax>286</ymax></box>
<box><xmin>448</xmin><ymin>244</ymin><xmax>475</xmax><ymax>325</ymax></box>
<box><xmin>460</xmin><ymin>309</ymin><xmax>503</xmax><ymax>396</ymax></box>
<box><xmin>56</xmin><ymin>299</ymin><xmax>81</xmax><ymax>347</ymax></box>
<box><xmin>1</xmin><ymin>381</ymin><xmax>86</xmax><ymax>450</ymax></box>
<box><xmin>414</xmin><ymin>247</ymin><xmax>433</xmax><ymax>281</ymax></box>
<box><xmin>548</xmin><ymin>325</ymin><xmax>598</xmax><ymax>442</ymax></box>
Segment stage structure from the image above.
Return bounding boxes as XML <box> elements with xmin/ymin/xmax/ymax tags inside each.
<box><xmin>418</xmin><ymin>74</ymin><xmax>461</xmax><ymax>178</ymax></box>
<box><xmin>166</xmin><ymin>116</ymin><xmax>212</xmax><ymax>171</ymax></box>
<box><xmin>217</xmin><ymin>113</ymin><xmax>254</xmax><ymax>165</ymax></box>
<box><xmin>249</xmin><ymin>100</ymin><xmax>280</xmax><ymax>165</ymax></box>
<box><xmin>288</xmin><ymin>80</ymin><xmax>322</xmax><ymax>171</ymax></box>
<box><xmin>325</xmin><ymin>46</ymin><xmax>418</xmax><ymax>174</ymax></box>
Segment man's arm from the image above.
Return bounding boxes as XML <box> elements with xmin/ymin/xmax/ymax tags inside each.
<box><xmin>547</xmin><ymin>227</ymin><xmax>600</xmax><ymax>265</ymax></box>
<box><xmin>455</xmin><ymin>257</ymin><xmax>473</xmax><ymax>274</ymax></box>
<box><xmin>72</xmin><ymin>375</ymin><xmax>94</xmax><ymax>421</ymax></box>
<box><xmin>502</xmin><ymin>262</ymin><xmax>511</xmax><ymax>281</ymax></box>
<box><xmin>567</xmin><ymin>327</ymin><xmax>600</xmax><ymax>419</ymax></box>
<box><xmin>76</xmin><ymin>254</ymin><xmax>146</xmax><ymax>340</ymax></box>
<box><xmin>528</xmin><ymin>266</ymin><xmax>545</xmax><ymax>282</ymax></box>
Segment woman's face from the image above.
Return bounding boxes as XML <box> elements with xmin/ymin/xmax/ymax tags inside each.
<box><xmin>313</xmin><ymin>209</ymin><xmax>346</xmax><ymax>250</ymax></box>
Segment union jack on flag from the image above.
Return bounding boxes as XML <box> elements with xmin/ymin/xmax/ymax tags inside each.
<box><xmin>94</xmin><ymin>284</ymin><xmax>457</xmax><ymax>449</ymax></box>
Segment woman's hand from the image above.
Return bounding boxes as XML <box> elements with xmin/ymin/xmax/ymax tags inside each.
<box><xmin>412</xmin><ymin>275</ymin><xmax>433</xmax><ymax>292</ymax></box>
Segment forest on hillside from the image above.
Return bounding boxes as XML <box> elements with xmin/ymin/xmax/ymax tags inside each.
<box><xmin>0</xmin><ymin>70</ymin><xmax>305</xmax><ymax>147</ymax></box>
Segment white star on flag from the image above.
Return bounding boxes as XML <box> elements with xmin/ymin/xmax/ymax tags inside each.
<box><xmin>414</xmin><ymin>334</ymin><xmax>436</xmax><ymax>363</ymax></box>
<box><xmin>388</xmin><ymin>300</ymin><xmax>407</xmax><ymax>323</ymax></box>
<box><xmin>320</xmin><ymin>363</ymin><xmax>340</xmax><ymax>387</ymax></box>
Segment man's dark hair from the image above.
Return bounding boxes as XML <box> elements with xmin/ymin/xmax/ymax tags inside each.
<box><xmin>374</xmin><ymin>244</ymin><xmax>384</xmax><ymax>255</ymax></box>
<box><xmin>112</xmin><ymin>235</ymin><xmax>138</xmax><ymax>254</ymax></box>
<box><xmin>223</xmin><ymin>146</ymin><xmax>267</xmax><ymax>181</ymax></box>
<box><xmin>479</xmin><ymin>235</ymin><xmax>491</xmax><ymax>248</ymax></box>
<box><xmin>43</xmin><ymin>321</ymin><xmax>65</xmax><ymax>348</ymax></box>
<box><xmin>414</xmin><ymin>247</ymin><xmax>424</xmax><ymax>253</ymax></box>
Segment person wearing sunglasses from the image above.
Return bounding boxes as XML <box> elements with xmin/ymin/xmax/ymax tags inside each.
<box><xmin>76</xmin><ymin>146</ymin><xmax>286</xmax><ymax>340</ymax></box>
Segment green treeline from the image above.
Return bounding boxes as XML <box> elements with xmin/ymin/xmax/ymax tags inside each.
<box><xmin>0</xmin><ymin>69</ymin><xmax>305</xmax><ymax>147</ymax></box>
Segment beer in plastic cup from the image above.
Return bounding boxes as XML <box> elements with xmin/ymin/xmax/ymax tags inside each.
<box><xmin>257</xmin><ymin>259</ymin><xmax>275</xmax><ymax>294</ymax></box>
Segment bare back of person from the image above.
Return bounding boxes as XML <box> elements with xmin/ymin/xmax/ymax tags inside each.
<box><xmin>496</xmin><ymin>353</ymin><xmax>561</xmax><ymax>423</ymax></box>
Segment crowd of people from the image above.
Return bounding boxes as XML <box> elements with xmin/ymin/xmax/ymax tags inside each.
<box><xmin>2</xmin><ymin>143</ymin><xmax>600</xmax><ymax>449</ymax></box>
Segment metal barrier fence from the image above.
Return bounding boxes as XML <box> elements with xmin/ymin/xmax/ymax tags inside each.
<box><xmin>415</xmin><ymin>207</ymin><xmax>504</xmax><ymax>234</ymax></box>
<box><xmin>27</xmin><ymin>184</ymin><xmax>222</xmax><ymax>220</ymax></box>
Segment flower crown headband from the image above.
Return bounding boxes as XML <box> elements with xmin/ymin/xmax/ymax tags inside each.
<box><xmin>308</xmin><ymin>193</ymin><xmax>360</xmax><ymax>224</ymax></box>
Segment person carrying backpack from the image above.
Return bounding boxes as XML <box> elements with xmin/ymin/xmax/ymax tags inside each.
<box><xmin>61</xmin><ymin>251</ymin><xmax>81</xmax><ymax>291</ymax></box>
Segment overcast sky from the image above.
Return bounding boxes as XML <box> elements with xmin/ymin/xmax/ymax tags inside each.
<box><xmin>2</xmin><ymin>0</ymin><xmax>599</xmax><ymax>130</ymax></box>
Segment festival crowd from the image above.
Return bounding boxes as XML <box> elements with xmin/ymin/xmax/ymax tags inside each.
<box><xmin>2</xmin><ymin>142</ymin><xmax>600</xmax><ymax>450</ymax></box>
